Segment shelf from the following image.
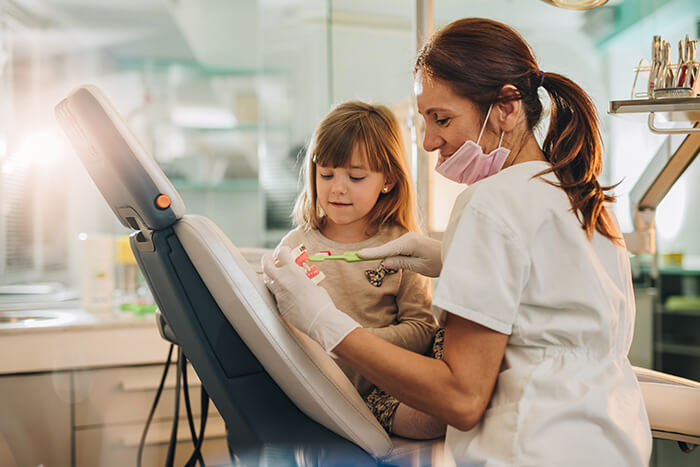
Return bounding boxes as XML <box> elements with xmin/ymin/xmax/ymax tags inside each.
<box><xmin>114</xmin><ymin>56</ymin><xmax>285</xmax><ymax>77</ymax></box>
<box><xmin>171</xmin><ymin>178</ymin><xmax>259</xmax><ymax>191</ymax></box>
<box><xmin>180</xmin><ymin>124</ymin><xmax>289</xmax><ymax>133</ymax></box>
<box><xmin>659</xmin><ymin>308</ymin><xmax>700</xmax><ymax>318</ymax></box>
<box><xmin>609</xmin><ymin>97</ymin><xmax>700</xmax><ymax>122</ymax></box>
<box><xmin>609</xmin><ymin>97</ymin><xmax>700</xmax><ymax>114</ymax></box>
<box><xmin>662</xmin><ymin>296</ymin><xmax>700</xmax><ymax>317</ymax></box>
<box><xmin>656</xmin><ymin>343</ymin><xmax>700</xmax><ymax>358</ymax></box>
<box><xmin>659</xmin><ymin>267</ymin><xmax>700</xmax><ymax>276</ymax></box>
<box><xmin>630</xmin><ymin>264</ymin><xmax>700</xmax><ymax>276</ymax></box>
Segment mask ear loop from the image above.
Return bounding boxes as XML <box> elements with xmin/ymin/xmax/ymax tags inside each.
<box><xmin>476</xmin><ymin>104</ymin><xmax>506</xmax><ymax>151</ymax></box>
<box><xmin>475</xmin><ymin>104</ymin><xmax>493</xmax><ymax>146</ymax></box>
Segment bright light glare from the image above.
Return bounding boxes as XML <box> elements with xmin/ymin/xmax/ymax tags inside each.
<box><xmin>656</xmin><ymin>178</ymin><xmax>686</xmax><ymax>240</ymax></box>
<box><xmin>14</xmin><ymin>130</ymin><xmax>63</xmax><ymax>167</ymax></box>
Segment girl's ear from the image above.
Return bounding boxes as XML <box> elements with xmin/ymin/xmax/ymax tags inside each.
<box><xmin>494</xmin><ymin>84</ymin><xmax>522</xmax><ymax>133</ymax></box>
<box><xmin>382</xmin><ymin>179</ymin><xmax>396</xmax><ymax>194</ymax></box>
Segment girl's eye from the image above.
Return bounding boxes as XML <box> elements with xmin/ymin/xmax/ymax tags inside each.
<box><xmin>350</xmin><ymin>176</ymin><xmax>366</xmax><ymax>181</ymax></box>
<box><xmin>435</xmin><ymin>116</ymin><xmax>450</xmax><ymax>127</ymax></box>
<box><xmin>319</xmin><ymin>173</ymin><xmax>333</xmax><ymax>179</ymax></box>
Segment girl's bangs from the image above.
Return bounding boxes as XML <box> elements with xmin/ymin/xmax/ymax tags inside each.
<box><xmin>314</xmin><ymin>124</ymin><xmax>369</xmax><ymax>169</ymax></box>
<box><xmin>313</xmin><ymin>112</ymin><xmax>393</xmax><ymax>174</ymax></box>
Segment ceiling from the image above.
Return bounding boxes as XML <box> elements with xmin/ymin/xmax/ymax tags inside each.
<box><xmin>0</xmin><ymin>0</ymin><xmax>672</xmax><ymax>67</ymax></box>
<box><xmin>1</xmin><ymin>0</ymin><xmax>191</xmax><ymax>60</ymax></box>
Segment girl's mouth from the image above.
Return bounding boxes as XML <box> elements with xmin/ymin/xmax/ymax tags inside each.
<box><xmin>329</xmin><ymin>202</ymin><xmax>351</xmax><ymax>207</ymax></box>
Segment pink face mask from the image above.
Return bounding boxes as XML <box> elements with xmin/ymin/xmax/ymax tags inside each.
<box><xmin>435</xmin><ymin>103</ymin><xmax>510</xmax><ymax>185</ymax></box>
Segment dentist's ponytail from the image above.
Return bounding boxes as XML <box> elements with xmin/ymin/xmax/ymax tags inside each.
<box><xmin>415</xmin><ymin>17</ymin><xmax>620</xmax><ymax>243</ymax></box>
<box><xmin>538</xmin><ymin>71</ymin><xmax>619</xmax><ymax>241</ymax></box>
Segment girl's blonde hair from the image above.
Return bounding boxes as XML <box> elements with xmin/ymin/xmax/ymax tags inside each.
<box><xmin>293</xmin><ymin>101</ymin><xmax>419</xmax><ymax>233</ymax></box>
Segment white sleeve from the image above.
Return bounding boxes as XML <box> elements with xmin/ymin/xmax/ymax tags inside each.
<box><xmin>432</xmin><ymin>204</ymin><xmax>529</xmax><ymax>335</ymax></box>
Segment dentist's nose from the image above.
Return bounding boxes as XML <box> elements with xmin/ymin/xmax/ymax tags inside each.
<box><xmin>423</xmin><ymin>126</ymin><xmax>443</xmax><ymax>153</ymax></box>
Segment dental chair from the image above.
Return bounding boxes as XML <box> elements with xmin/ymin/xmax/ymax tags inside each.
<box><xmin>56</xmin><ymin>85</ymin><xmax>700</xmax><ymax>466</ymax></box>
<box><xmin>55</xmin><ymin>85</ymin><xmax>442</xmax><ymax>466</ymax></box>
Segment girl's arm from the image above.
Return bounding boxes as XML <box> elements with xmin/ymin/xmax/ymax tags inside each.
<box><xmin>367</xmin><ymin>270</ymin><xmax>436</xmax><ymax>354</ymax></box>
<box><xmin>335</xmin><ymin>312</ymin><xmax>508</xmax><ymax>430</ymax></box>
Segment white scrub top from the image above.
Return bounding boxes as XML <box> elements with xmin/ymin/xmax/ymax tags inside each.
<box><xmin>433</xmin><ymin>161</ymin><xmax>652</xmax><ymax>467</ymax></box>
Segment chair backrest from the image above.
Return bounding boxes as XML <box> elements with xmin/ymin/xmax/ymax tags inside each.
<box><xmin>55</xmin><ymin>85</ymin><xmax>393</xmax><ymax>464</ymax></box>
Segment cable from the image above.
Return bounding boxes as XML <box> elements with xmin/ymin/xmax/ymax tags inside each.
<box><xmin>137</xmin><ymin>344</ymin><xmax>174</xmax><ymax>467</ymax></box>
<box><xmin>182</xmin><ymin>356</ymin><xmax>205</xmax><ymax>466</ymax></box>
<box><xmin>135</xmin><ymin>344</ymin><xmax>212</xmax><ymax>467</ymax></box>
<box><xmin>185</xmin><ymin>385</ymin><xmax>210</xmax><ymax>467</ymax></box>
<box><xmin>165</xmin><ymin>346</ymin><xmax>183</xmax><ymax>467</ymax></box>
<box><xmin>678</xmin><ymin>441</ymin><xmax>697</xmax><ymax>453</ymax></box>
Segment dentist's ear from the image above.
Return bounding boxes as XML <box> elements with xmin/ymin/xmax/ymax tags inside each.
<box><xmin>494</xmin><ymin>84</ymin><xmax>522</xmax><ymax>133</ymax></box>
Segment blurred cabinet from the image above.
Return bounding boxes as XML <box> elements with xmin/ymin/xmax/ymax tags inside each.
<box><xmin>0</xmin><ymin>372</ymin><xmax>71</xmax><ymax>467</ymax></box>
<box><xmin>112</xmin><ymin>57</ymin><xmax>296</xmax><ymax>249</ymax></box>
<box><xmin>654</xmin><ymin>269</ymin><xmax>700</xmax><ymax>382</ymax></box>
<box><xmin>0</xmin><ymin>364</ymin><xmax>231</xmax><ymax>467</ymax></box>
<box><xmin>172</xmin><ymin>179</ymin><xmax>264</xmax><ymax>249</ymax></box>
<box><xmin>632</xmin><ymin>268</ymin><xmax>700</xmax><ymax>467</ymax></box>
<box><xmin>73</xmin><ymin>364</ymin><xmax>230</xmax><ymax>467</ymax></box>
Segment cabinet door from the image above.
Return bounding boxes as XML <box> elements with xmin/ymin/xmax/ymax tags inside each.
<box><xmin>75</xmin><ymin>418</ymin><xmax>231</xmax><ymax>467</ymax></box>
<box><xmin>73</xmin><ymin>364</ymin><xmax>220</xmax><ymax>427</ymax></box>
<box><xmin>0</xmin><ymin>372</ymin><xmax>71</xmax><ymax>467</ymax></box>
<box><xmin>73</xmin><ymin>364</ymin><xmax>228</xmax><ymax>466</ymax></box>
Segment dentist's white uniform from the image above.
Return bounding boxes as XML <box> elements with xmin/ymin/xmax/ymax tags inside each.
<box><xmin>433</xmin><ymin>161</ymin><xmax>652</xmax><ymax>466</ymax></box>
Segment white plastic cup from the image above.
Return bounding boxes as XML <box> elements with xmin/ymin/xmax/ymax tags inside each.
<box><xmin>78</xmin><ymin>234</ymin><xmax>115</xmax><ymax>314</ymax></box>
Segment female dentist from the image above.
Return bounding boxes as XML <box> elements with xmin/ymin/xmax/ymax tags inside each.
<box><xmin>263</xmin><ymin>18</ymin><xmax>652</xmax><ymax>466</ymax></box>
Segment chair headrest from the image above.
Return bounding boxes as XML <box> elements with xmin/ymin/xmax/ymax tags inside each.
<box><xmin>55</xmin><ymin>85</ymin><xmax>185</xmax><ymax>231</ymax></box>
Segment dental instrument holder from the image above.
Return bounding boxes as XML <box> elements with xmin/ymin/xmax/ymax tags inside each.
<box><xmin>612</xmin><ymin>39</ymin><xmax>700</xmax><ymax>257</ymax></box>
<box><xmin>628</xmin><ymin>35</ymin><xmax>700</xmax><ymax>137</ymax></box>
<box><xmin>633</xmin><ymin>34</ymin><xmax>699</xmax><ymax>103</ymax></box>
<box><xmin>55</xmin><ymin>85</ymin><xmax>401</xmax><ymax>466</ymax></box>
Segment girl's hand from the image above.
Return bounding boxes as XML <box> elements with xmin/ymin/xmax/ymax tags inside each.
<box><xmin>261</xmin><ymin>246</ymin><xmax>360</xmax><ymax>353</ymax></box>
<box><xmin>358</xmin><ymin>232</ymin><xmax>443</xmax><ymax>278</ymax></box>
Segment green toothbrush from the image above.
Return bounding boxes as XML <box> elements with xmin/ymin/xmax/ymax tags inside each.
<box><xmin>308</xmin><ymin>251</ymin><xmax>383</xmax><ymax>263</ymax></box>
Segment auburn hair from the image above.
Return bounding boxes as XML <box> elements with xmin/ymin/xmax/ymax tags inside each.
<box><xmin>415</xmin><ymin>18</ymin><xmax>619</xmax><ymax>242</ymax></box>
<box><xmin>293</xmin><ymin>101</ymin><xmax>419</xmax><ymax>234</ymax></box>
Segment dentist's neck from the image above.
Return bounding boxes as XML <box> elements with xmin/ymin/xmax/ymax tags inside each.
<box><xmin>501</xmin><ymin>131</ymin><xmax>546</xmax><ymax>169</ymax></box>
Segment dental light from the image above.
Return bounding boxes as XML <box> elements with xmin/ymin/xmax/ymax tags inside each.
<box><xmin>540</xmin><ymin>0</ymin><xmax>608</xmax><ymax>9</ymax></box>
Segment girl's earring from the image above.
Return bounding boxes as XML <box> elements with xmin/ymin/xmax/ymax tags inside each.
<box><xmin>382</xmin><ymin>186</ymin><xmax>389</xmax><ymax>193</ymax></box>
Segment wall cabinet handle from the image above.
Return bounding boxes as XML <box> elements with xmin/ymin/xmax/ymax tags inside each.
<box><xmin>119</xmin><ymin>371</ymin><xmax>202</xmax><ymax>391</ymax></box>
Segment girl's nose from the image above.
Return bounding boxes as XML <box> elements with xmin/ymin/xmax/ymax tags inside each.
<box><xmin>331</xmin><ymin>178</ymin><xmax>348</xmax><ymax>194</ymax></box>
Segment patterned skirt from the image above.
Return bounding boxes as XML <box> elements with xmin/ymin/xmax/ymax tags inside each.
<box><xmin>364</xmin><ymin>327</ymin><xmax>445</xmax><ymax>432</ymax></box>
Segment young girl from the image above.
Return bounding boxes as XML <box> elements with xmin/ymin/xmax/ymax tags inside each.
<box><xmin>276</xmin><ymin>101</ymin><xmax>445</xmax><ymax>439</ymax></box>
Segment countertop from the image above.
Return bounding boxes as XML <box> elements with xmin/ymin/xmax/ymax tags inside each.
<box><xmin>0</xmin><ymin>303</ymin><xmax>170</xmax><ymax>375</ymax></box>
<box><xmin>0</xmin><ymin>249</ymin><xmax>268</xmax><ymax>375</ymax></box>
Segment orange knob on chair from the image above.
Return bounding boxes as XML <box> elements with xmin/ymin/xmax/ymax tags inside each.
<box><xmin>155</xmin><ymin>194</ymin><xmax>171</xmax><ymax>209</ymax></box>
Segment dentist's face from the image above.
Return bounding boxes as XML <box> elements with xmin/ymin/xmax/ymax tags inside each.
<box><xmin>415</xmin><ymin>71</ymin><xmax>492</xmax><ymax>158</ymax></box>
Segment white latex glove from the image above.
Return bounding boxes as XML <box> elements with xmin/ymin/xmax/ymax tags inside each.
<box><xmin>358</xmin><ymin>232</ymin><xmax>443</xmax><ymax>278</ymax></box>
<box><xmin>261</xmin><ymin>246</ymin><xmax>360</xmax><ymax>354</ymax></box>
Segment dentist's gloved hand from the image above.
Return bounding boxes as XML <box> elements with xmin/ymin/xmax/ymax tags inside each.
<box><xmin>262</xmin><ymin>246</ymin><xmax>360</xmax><ymax>354</ymax></box>
<box><xmin>358</xmin><ymin>232</ymin><xmax>443</xmax><ymax>278</ymax></box>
